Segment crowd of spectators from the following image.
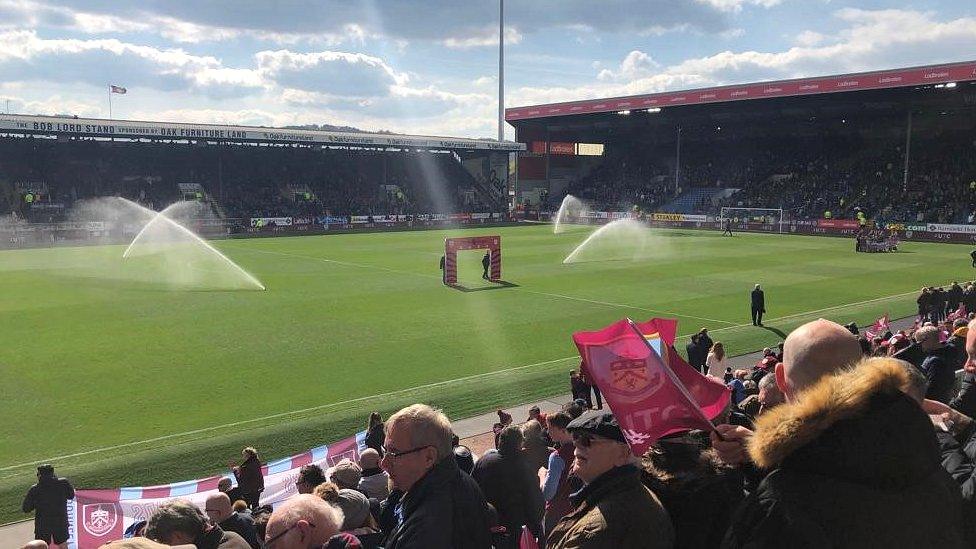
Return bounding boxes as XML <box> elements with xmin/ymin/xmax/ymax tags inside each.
<box><xmin>24</xmin><ymin>284</ymin><xmax>976</xmax><ymax>548</ymax></box>
<box><xmin>0</xmin><ymin>137</ymin><xmax>501</xmax><ymax>223</ymax></box>
<box><xmin>561</xmin><ymin>115</ymin><xmax>976</xmax><ymax>224</ymax></box>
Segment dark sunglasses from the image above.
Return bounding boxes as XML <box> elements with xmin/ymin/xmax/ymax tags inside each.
<box><xmin>382</xmin><ymin>444</ymin><xmax>432</xmax><ymax>458</ymax></box>
<box><xmin>573</xmin><ymin>432</ymin><xmax>614</xmax><ymax>448</ymax></box>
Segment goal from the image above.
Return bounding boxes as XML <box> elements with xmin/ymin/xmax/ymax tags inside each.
<box><xmin>720</xmin><ymin>207</ymin><xmax>785</xmax><ymax>234</ymax></box>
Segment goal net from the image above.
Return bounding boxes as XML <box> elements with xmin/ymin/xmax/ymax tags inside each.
<box><xmin>720</xmin><ymin>207</ymin><xmax>784</xmax><ymax>233</ymax></box>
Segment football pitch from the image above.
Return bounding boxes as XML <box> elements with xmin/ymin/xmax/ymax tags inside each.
<box><xmin>1</xmin><ymin>224</ymin><xmax>972</xmax><ymax>521</ymax></box>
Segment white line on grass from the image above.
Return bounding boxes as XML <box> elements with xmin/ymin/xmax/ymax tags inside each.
<box><xmin>226</xmin><ymin>245</ymin><xmax>735</xmax><ymax>325</ymax></box>
<box><xmin>1</xmin><ymin>287</ymin><xmax>918</xmax><ymax>472</ymax></box>
<box><xmin>0</xmin><ymin>356</ymin><xmax>575</xmax><ymax>473</ymax></box>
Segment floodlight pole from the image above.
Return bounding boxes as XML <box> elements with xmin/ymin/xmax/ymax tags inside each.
<box><xmin>674</xmin><ymin>126</ymin><xmax>682</xmax><ymax>193</ymax></box>
<box><xmin>498</xmin><ymin>0</ymin><xmax>505</xmax><ymax>142</ymax></box>
<box><xmin>902</xmin><ymin>109</ymin><xmax>912</xmax><ymax>191</ymax></box>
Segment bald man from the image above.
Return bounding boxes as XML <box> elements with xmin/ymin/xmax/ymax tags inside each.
<box><xmin>264</xmin><ymin>495</ymin><xmax>342</xmax><ymax>549</ymax></box>
<box><xmin>204</xmin><ymin>493</ymin><xmax>260</xmax><ymax>549</ymax></box>
<box><xmin>712</xmin><ymin>319</ymin><xmax>862</xmax><ymax>464</ymax></box>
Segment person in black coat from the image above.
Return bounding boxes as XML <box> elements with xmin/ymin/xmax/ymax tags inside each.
<box><xmin>22</xmin><ymin>465</ymin><xmax>74</xmax><ymax>548</ymax></box>
<box><xmin>722</xmin><ymin>358</ymin><xmax>966</xmax><ymax>548</ymax></box>
<box><xmin>750</xmin><ymin>284</ymin><xmax>765</xmax><ymax>326</ymax></box>
<box><xmin>365</xmin><ymin>412</ymin><xmax>385</xmax><ymax>457</ymax></box>
<box><xmin>381</xmin><ymin>404</ymin><xmax>492</xmax><ymax>549</ymax></box>
<box><xmin>915</xmin><ymin>326</ymin><xmax>958</xmax><ymax>404</ymax></box>
<box><xmin>482</xmin><ymin>251</ymin><xmax>491</xmax><ymax>280</ymax></box>
<box><xmin>232</xmin><ymin>447</ymin><xmax>264</xmax><ymax>510</ymax></box>
<box><xmin>471</xmin><ymin>426</ymin><xmax>544</xmax><ymax>548</ymax></box>
<box><xmin>685</xmin><ymin>334</ymin><xmax>706</xmax><ymax>375</ymax></box>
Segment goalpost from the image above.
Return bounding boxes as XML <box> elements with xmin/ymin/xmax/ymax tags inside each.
<box><xmin>720</xmin><ymin>207</ymin><xmax>785</xmax><ymax>234</ymax></box>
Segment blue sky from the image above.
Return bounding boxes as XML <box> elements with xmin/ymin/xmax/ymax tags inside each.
<box><xmin>0</xmin><ymin>0</ymin><xmax>973</xmax><ymax>139</ymax></box>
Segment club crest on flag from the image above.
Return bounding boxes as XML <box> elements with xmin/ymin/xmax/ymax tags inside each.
<box><xmin>83</xmin><ymin>503</ymin><xmax>118</xmax><ymax>537</ymax></box>
<box><xmin>608</xmin><ymin>358</ymin><xmax>660</xmax><ymax>395</ymax></box>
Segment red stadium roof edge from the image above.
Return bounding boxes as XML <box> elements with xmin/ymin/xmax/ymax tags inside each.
<box><xmin>505</xmin><ymin>60</ymin><xmax>976</xmax><ymax>122</ymax></box>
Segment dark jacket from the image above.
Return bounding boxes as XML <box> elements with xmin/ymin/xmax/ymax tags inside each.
<box><xmin>643</xmin><ymin>457</ymin><xmax>743</xmax><ymax>549</ymax></box>
<box><xmin>751</xmin><ymin>289</ymin><xmax>765</xmax><ymax>310</ymax></box>
<box><xmin>922</xmin><ymin>345</ymin><xmax>958</xmax><ymax>404</ymax></box>
<box><xmin>22</xmin><ymin>476</ymin><xmax>74</xmax><ymax>525</ymax></box>
<box><xmin>383</xmin><ymin>456</ymin><xmax>492</xmax><ymax>549</ymax></box>
<box><xmin>365</xmin><ymin>423</ymin><xmax>385</xmax><ymax>457</ymax></box>
<box><xmin>937</xmin><ymin>427</ymin><xmax>976</xmax><ymax>544</ymax></box>
<box><xmin>547</xmin><ymin>464</ymin><xmax>674</xmax><ymax>549</ymax></box>
<box><xmin>723</xmin><ymin>360</ymin><xmax>966</xmax><ymax>549</ymax></box>
<box><xmin>195</xmin><ymin>525</ymin><xmax>252</xmax><ymax>549</ymax></box>
<box><xmin>951</xmin><ymin>371</ymin><xmax>976</xmax><ymax>418</ymax></box>
<box><xmin>219</xmin><ymin>512</ymin><xmax>261</xmax><ymax>549</ymax></box>
<box><xmin>234</xmin><ymin>454</ymin><xmax>264</xmax><ymax>495</ymax></box>
<box><xmin>685</xmin><ymin>340</ymin><xmax>705</xmax><ymax>369</ymax></box>
<box><xmin>471</xmin><ymin>449</ymin><xmax>544</xmax><ymax>537</ymax></box>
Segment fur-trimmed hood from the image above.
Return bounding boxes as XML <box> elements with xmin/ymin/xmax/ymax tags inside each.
<box><xmin>748</xmin><ymin>358</ymin><xmax>940</xmax><ymax>489</ymax></box>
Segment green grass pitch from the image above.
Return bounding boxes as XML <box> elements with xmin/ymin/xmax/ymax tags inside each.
<box><xmin>1</xmin><ymin>224</ymin><xmax>972</xmax><ymax>522</ymax></box>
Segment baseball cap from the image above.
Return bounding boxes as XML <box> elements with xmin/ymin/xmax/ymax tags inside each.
<box><xmin>328</xmin><ymin>459</ymin><xmax>362</xmax><ymax>488</ymax></box>
<box><xmin>566</xmin><ymin>410</ymin><xmax>626</xmax><ymax>443</ymax></box>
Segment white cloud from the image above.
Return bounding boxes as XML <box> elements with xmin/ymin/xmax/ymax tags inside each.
<box><xmin>795</xmin><ymin>30</ymin><xmax>825</xmax><ymax>46</ymax></box>
<box><xmin>597</xmin><ymin>50</ymin><xmax>660</xmax><ymax>82</ymax></box>
<box><xmin>443</xmin><ymin>26</ymin><xmax>522</xmax><ymax>49</ymax></box>
<box><xmin>517</xmin><ymin>8</ymin><xmax>976</xmax><ymax>111</ymax></box>
<box><xmin>697</xmin><ymin>0</ymin><xmax>782</xmax><ymax>12</ymax></box>
<box><xmin>256</xmin><ymin>49</ymin><xmax>407</xmax><ymax>97</ymax></box>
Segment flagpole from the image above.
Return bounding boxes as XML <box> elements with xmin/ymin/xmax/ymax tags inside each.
<box><xmin>108</xmin><ymin>87</ymin><xmax>112</xmax><ymax>120</ymax></box>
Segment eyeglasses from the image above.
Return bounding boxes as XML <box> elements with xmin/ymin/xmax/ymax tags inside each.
<box><xmin>265</xmin><ymin>520</ymin><xmax>315</xmax><ymax>547</ymax></box>
<box><xmin>382</xmin><ymin>444</ymin><xmax>432</xmax><ymax>458</ymax></box>
<box><xmin>572</xmin><ymin>433</ymin><xmax>616</xmax><ymax>448</ymax></box>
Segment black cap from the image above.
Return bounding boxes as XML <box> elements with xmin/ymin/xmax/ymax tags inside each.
<box><xmin>566</xmin><ymin>410</ymin><xmax>626</xmax><ymax>443</ymax></box>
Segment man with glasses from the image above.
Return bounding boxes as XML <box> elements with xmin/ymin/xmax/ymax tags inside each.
<box><xmin>145</xmin><ymin>499</ymin><xmax>251</xmax><ymax>549</ymax></box>
<box><xmin>546</xmin><ymin>410</ymin><xmax>674</xmax><ymax>549</ymax></box>
<box><xmin>381</xmin><ymin>403</ymin><xmax>492</xmax><ymax>548</ymax></box>
<box><xmin>264</xmin><ymin>494</ymin><xmax>342</xmax><ymax>549</ymax></box>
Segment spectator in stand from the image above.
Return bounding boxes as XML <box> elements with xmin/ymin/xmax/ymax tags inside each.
<box><xmin>757</xmin><ymin>370</ymin><xmax>785</xmax><ymax>414</ymax></box>
<box><xmin>521</xmin><ymin>419</ymin><xmax>551</xmax><ymax>476</ymax></box>
<box><xmin>314</xmin><ymin>483</ymin><xmax>384</xmax><ymax>548</ymax></box>
<box><xmin>232</xmin><ymin>447</ymin><xmax>264</xmax><ymax>510</ymax></box>
<box><xmin>706</xmin><ymin>341</ymin><xmax>729</xmax><ymax>378</ymax></box>
<box><xmin>380</xmin><ymin>404</ymin><xmax>492</xmax><ymax>548</ymax></box>
<box><xmin>721</xmin><ymin>327</ymin><xmax>966</xmax><ymax>546</ymax></box>
<box><xmin>642</xmin><ymin>432</ymin><xmax>743</xmax><ymax>549</ymax></box>
<box><xmin>329</xmin><ymin>459</ymin><xmax>363</xmax><ymax>492</ymax></box>
<box><xmin>217</xmin><ymin>478</ymin><xmax>244</xmax><ymax>506</ymax></box>
<box><xmin>540</xmin><ymin>411</ymin><xmax>581</xmax><ymax>541</ymax></box>
<box><xmin>471</xmin><ymin>425</ymin><xmax>545</xmax><ymax>548</ymax></box>
<box><xmin>22</xmin><ymin>464</ymin><xmax>74</xmax><ymax>549</ymax></box>
<box><xmin>265</xmin><ymin>494</ymin><xmax>343</xmax><ymax>549</ymax></box>
<box><xmin>698</xmin><ymin>328</ymin><xmax>714</xmax><ymax>358</ymax></box>
<box><xmin>295</xmin><ymin>464</ymin><xmax>328</xmax><ymax>495</ymax></box>
<box><xmin>915</xmin><ymin>325</ymin><xmax>958</xmax><ymax>404</ymax></box>
<box><xmin>358</xmin><ymin>448</ymin><xmax>391</xmax><ymax>500</ymax></box>
<box><xmin>527</xmin><ymin>405</ymin><xmax>548</xmax><ymax>427</ymax></box>
<box><xmin>454</xmin><ymin>445</ymin><xmax>475</xmax><ymax>475</ymax></box>
<box><xmin>146</xmin><ymin>499</ymin><xmax>251</xmax><ymax>549</ymax></box>
<box><xmin>365</xmin><ymin>412</ymin><xmax>385</xmax><ymax>457</ymax></box>
<box><xmin>204</xmin><ymin>493</ymin><xmax>261</xmax><ymax>549</ymax></box>
<box><xmin>951</xmin><ymin>320</ymin><xmax>976</xmax><ymax>417</ymax></box>
<box><xmin>919</xmin><ymin>287</ymin><xmax>933</xmax><ymax>322</ymax></box>
<box><xmin>728</xmin><ymin>370</ymin><xmax>749</xmax><ymax>406</ymax></box>
<box><xmin>569</xmin><ymin>369</ymin><xmax>589</xmax><ymax>404</ymax></box>
<box><xmin>22</xmin><ymin>542</ymin><xmax>49</xmax><ymax>549</ymax></box>
<box><xmin>547</xmin><ymin>410</ymin><xmax>674</xmax><ymax>549</ymax></box>
<box><xmin>685</xmin><ymin>333</ymin><xmax>706</xmax><ymax>375</ymax></box>
<box><xmin>579</xmin><ymin>366</ymin><xmax>603</xmax><ymax>410</ymax></box>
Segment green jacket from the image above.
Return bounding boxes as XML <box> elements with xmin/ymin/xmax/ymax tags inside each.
<box><xmin>547</xmin><ymin>464</ymin><xmax>674</xmax><ymax>549</ymax></box>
